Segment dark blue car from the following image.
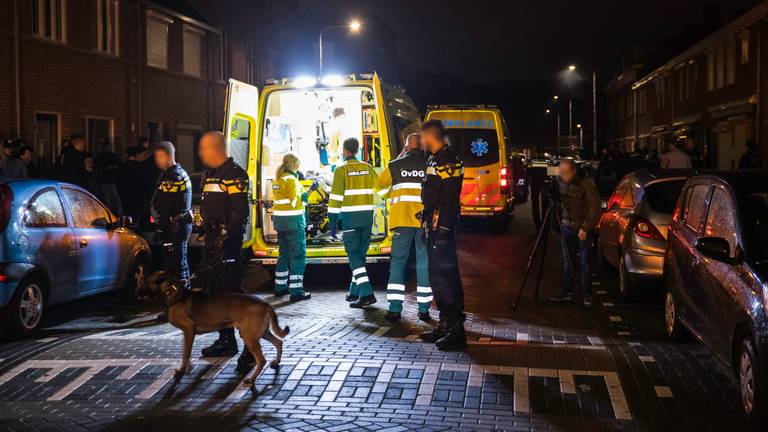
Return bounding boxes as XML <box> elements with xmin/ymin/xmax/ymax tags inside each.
<box><xmin>664</xmin><ymin>172</ymin><xmax>768</xmax><ymax>425</ymax></box>
<box><xmin>0</xmin><ymin>179</ymin><xmax>151</xmax><ymax>337</ymax></box>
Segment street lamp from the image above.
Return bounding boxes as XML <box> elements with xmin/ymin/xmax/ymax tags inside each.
<box><xmin>565</xmin><ymin>64</ymin><xmax>597</xmax><ymax>156</ymax></box>
<box><xmin>577</xmin><ymin>123</ymin><xmax>583</xmax><ymax>150</ymax></box>
<box><xmin>545</xmin><ymin>104</ymin><xmax>561</xmax><ymax>150</ymax></box>
<box><xmin>319</xmin><ymin>20</ymin><xmax>362</xmax><ymax>76</ymax></box>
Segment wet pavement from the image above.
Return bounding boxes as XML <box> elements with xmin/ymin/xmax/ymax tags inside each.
<box><xmin>0</xmin><ymin>203</ymin><xmax>756</xmax><ymax>431</ymax></box>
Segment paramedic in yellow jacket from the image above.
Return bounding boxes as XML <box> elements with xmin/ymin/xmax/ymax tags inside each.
<box><xmin>271</xmin><ymin>153</ymin><xmax>311</xmax><ymax>302</ymax></box>
<box><xmin>328</xmin><ymin>138</ymin><xmax>379</xmax><ymax>308</ymax></box>
<box><xmin>376</xmin><ymin>133</ymin><xmax>432</xmax><ymax>322</ymax></box>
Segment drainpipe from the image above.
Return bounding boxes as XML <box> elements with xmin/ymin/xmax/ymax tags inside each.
<box><xmin>757</xmin><ymin>21</ymin><xmax>762</xmax><ymax>155</ymax></box>
<box><xmin>136</xmin><ymin>1</ymin><xmax>143</xmax><ymax>142</ymax></box>
<box><xmin>14</xmin><ymin>0</ymin><xmax>21</xmax><ymax>138</ymax></box>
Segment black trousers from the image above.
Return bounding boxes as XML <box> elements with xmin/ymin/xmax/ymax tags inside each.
<box><xmin>161</xmin><ymin>223</ymin><xmax>192</xmax><ymax>285</ymax></box>
<box><xmin>202</xmin><ymin>235</ymin><xmax>244</xmax><ymax>294</ymax></box>
<box><xmin>427</xmin><ymin>228</ymin><xmax>465</xmax><ymax>323</ymax></box>
<box><xmin>530</xmin><ymin>181</ymin><xmax>544</xmax><ymax>229</ymax></box>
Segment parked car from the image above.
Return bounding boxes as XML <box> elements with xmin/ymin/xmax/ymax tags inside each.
<box><xmin>594</xmin><ymin>159</ymin><xmax>660</xmax><ymax>208</ymax></box>
<box><xmin>664</xmin><ymin>172</ymin><xmax>768</xmax><ymax>424</ymax></box>
<box><xmin>598</xmin><ymin>170</ymin><xmax>693</xmax><ymax>298</ymax></box>
<box><xmin>0</xmin><ymin>179</ymin><xmax>151</xmax><ymax>337</ymax></box>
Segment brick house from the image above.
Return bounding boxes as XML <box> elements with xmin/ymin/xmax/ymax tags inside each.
<box><xmin>0</xmin><ymin>0</ymin><xmax>276</xmax><ymax>174</ymax></box>
<box><xmin>604</xmin><ymin>1</ymin><xmax>768</xmax><ymax>169</ymax></box>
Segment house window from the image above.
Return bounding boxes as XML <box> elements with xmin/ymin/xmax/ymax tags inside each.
<box><xmin>726</xmin><ymin>37</ymin><xmax>736</xmax><ymax>86</ymax></box>
<box><xmin>183</xmin><ymin>25</ymin><xmax>203</xmax><ymax>77</ymax></box>
<box><xmin>716</xmin><ymin>44</ymin><xmax>725</xmax><ymax>89</ymax></box>
<box><xmin>706</xmin><ymin>50</ymin><xmax>715</xmax><ymax>91</ymax></box>
<box><xmin>740</xmin><ymin>30</ymin><xmax>750</xmax><ymax>64</ymax></box>
<box><xmin>32</xmin><ymin>0</ymin><xmax>66</xmax><ymax>41</ymax></box>
<box><xmin>95</xmin><ymin>0</ymin><xmax>119</xmax><ymax>55</ymax></box>
<box><xmin>146</xmin><ymin>11</ymin><xmax>171</xmax><ymax>69</ymax></box>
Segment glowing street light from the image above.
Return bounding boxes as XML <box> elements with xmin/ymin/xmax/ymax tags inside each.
<box><xmin>319</xmin><ymin>20</ymin><xmax>363</xmax><ymax>75</ymax></box>
<box><xmin>553</xmin><ymin>95</ymin><xmax>559</xmax><ymax>100</ymax></box>
<box><xmin>545</xmin><ymin>109</ymin><xmax>551</xmax><ymax>114</ymax></box>
<box><xmin>565</xmin><ymin>64</ymin><xmax>597</xmax><ymax>155</ymax></box>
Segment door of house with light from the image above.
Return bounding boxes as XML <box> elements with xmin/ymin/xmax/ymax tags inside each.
<box><xmin>35</xmin><ymin>113</ymin><xmax>59</xmax><ymax>171</ymax></box>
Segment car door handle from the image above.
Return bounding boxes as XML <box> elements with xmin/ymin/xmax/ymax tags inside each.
<box><xmin>79</xmin><ymin>239</ymin><xmax>88</xmax><ymax>248</ymax></box>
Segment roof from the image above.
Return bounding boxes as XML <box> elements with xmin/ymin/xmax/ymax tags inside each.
<box><xmin>633</xmin><ymin>1</ymin><xmax>768</xmax><ymax>90</ymax></box>
<box><xmin>630</xmin><ymin>169</ymin><xmax>698</xmax><ymax>185</ymax></box>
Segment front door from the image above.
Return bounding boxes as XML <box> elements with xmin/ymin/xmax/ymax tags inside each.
<box><xmin>35</xmin><ymin>113</ymin><xmax>59</xmax><ymax>171</ymax></box>
<box><xmin>62</xmin><ymin>187</ymin><xmax>122</xmax><ymax>293</ymax></box>
<box><xmin>224</xmin><ymin>78</ymin><xmax>259</xmax><ymax>247</ymax></box>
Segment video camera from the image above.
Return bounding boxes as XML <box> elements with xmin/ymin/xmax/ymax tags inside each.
<box><xmin>542</xmin><ymin>165</ymin><xmax>562</xmax><ymax>209</ymax></box>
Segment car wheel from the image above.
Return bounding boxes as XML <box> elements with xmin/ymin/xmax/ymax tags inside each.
<box><xmin>737</xmin><ymin>336</ymin><xmax>768</xmax><ymax>425</ymax></box>
<box><xmin>124</xmin><ymin>254</ymin><xmax>149</xmax><ymax>302</ymax></box>
<box><xmin>4</xmin><ymin>276</ymin><xmax>47</xmax><ymax>338</ymax></box>
<box><xmin>664</xmin><ymin>287</ymin><xmax>688</xmax><ymax>341</ymax></box>
<box><xmin>618</xmin><ymin>257</ymin><xmax>636</xmax><ymax>300</ymax></box>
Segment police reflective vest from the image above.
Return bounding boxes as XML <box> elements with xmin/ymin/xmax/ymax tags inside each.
<box><xmin>200</xmin><ymin>157</ymin><xmax>249</xmax><ymax>238</ymax></box>
<box><xmin>423</xmin><ymin>146</ymin><xmax>464</xmax><ymax>229</ymax></box>
<box><xmin>528</xmin><ymin>157</ymin><xmax>550</xmax><ymax>169</ymax></box>
<box><xmin>272</xmin><ymin>172</ymin><xmax>305</xmax><ymax>219</ymax></box>
<box><xmin>152</xmin><ymin>163</ymin><xmax>192</xmax><ymax>230</ymax></box>
<box><xmin>328</xmin><ymin>157</ymin><xmax>378</xmax><ymax>228</ymax></box>
<box><xmin>376</xmin><ymin>149</ymin><xmax>427</xmax><ymax>229</ymax></box>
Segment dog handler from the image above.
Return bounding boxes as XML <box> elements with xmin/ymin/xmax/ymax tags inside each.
<box><xmin>328</xmin><ymin>138</ymin><xmax>379</xmax><ymax>308</ymax></box>
<box><xmin>271</xmin><ymin>153</ymin><xmax>311</xmax><ymax>302</ymax></box>
<box><xmin>376</xmin><ymin>133</ymin><xmax>432</xmax><ymax>322</ymax></box>
<box><xmin>196</xmin><ymin>132</ymin><xmax>252</xmax><ymax>372</ymax></box>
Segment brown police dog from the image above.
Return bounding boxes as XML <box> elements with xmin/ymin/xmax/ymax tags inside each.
<box><xmin>143</xmin><ymin>271</ymin><xmax>289</xmax><ymax>387</ymax></box>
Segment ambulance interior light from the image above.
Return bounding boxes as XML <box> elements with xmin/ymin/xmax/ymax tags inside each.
<box><xmin>321</xmin><ymin>75</ymin><xmax>346</xmax><ymax>87</ymax></box>
<box><xmin>293</xmin><ymin>76</ymin><xmax>318</xmax><ymax>88</ymax></box>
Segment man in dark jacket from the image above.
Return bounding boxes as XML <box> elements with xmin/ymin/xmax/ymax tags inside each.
<box><xmin>550</xmin><ymin>159</ymin><xmax>601</xmax><ymax>306</ymax></box>
<box><xmin>116</xmin><ymin>147</ymin><xmax>150</xmax><ymax>223</ymax></box>
<box><xmin>61</xmin><ymin>134</ymin><xmax>89</xmax><ymax>187</ymax></box>
<box><xmin>95</xmin><ymin>139</ymin><xmax>123</xmax><ymax>214</ymax></box>
<box><xmin>1</xmin><ymin>139</ymin><xmax>29</xmax><ymax>178</ymax></box>
<box><xmin>739</xmin><ymin>139</ymin><xmax>763</xmax><ymax>170</ymax></box>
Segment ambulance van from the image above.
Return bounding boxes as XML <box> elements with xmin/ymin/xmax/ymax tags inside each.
<box><xmin>222</xmin><ymin>74</ymin><xmax>420</xmax><ymax>264</ymax></box>
<box><xmin>424</xmin><ymin>105</ymin><xmax>515</xmax><ymax>228</ymax></box>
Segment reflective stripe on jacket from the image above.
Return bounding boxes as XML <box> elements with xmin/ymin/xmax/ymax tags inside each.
<box><xmin>376</xmin><ymin>149</ymin><xmax>426</xmax><ymax>229</ymax></box>
<box><xmin>329</xmin><ymin>157</ymin><xmax>378</xmax><ymax>228</ymax></box>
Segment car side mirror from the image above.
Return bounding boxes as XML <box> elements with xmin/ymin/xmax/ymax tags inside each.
<box><xmin>695</xmin><ymin>237</ymin><xmax>737</xmax><ymax>263</ymax></box>
<box><xmin>119</xmin><ymin>215</ymin><xmax>133</xmax><ymax>228</ymax></box>
<box><xmin>92</xmin><ymin>217</ymin><xmax>110</xmax><ymax>228</ymax></box>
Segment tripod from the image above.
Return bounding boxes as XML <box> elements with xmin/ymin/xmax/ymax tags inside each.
<box><xmin>512</xmin><ymin>202</ymin><xmax>581</xmax><ymax>310</ymax></box>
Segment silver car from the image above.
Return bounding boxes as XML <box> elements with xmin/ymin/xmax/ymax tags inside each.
<box><xmin>598</xmin><ymin>170</ymin><xmax>692</xmax><ymax>299</ymax></box>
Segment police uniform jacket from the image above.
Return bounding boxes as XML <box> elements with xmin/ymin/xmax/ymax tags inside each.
<box><xmin>422</xmin><ymin>145</ymin><xmax>464</xmax><ymax>230</ymax></box>
<box><xmin>152</xmin><ymin>164</ymin><xmax>192</xmax><ymax>231</ymax></box>
<box><xmin>201</xmin><ymin>157</ymin><xmax>249</xmax><ymax>239</ymax></box>
<box><xmin>328</xmin><ymin>157</ymin><xmax>378</xmax><ymax>229</ymax></box>
<box><xmin>376</xmin><ymin>149</ymin><xmax>427</xmax><ymax>229</ymax></box>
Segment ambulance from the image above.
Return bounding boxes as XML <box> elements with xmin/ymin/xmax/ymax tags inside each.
<box><xmin>424</xmin><ymin>105</ymin><xmax>516</xmax><ymax>228</ymax></box>
<box><xmin>221</xmin><ymin>74</ymin><xmax>421</xmax><ymax>264</ymax></box>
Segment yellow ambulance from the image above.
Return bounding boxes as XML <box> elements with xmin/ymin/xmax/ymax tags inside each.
<box><xmin>222</xmin><ymin>74</ymin><xmax>420</xmax><ymax>264</ymax></box>
<box><xmin>424</xmin><ymin>105</ymin><xmax>515</xmax><ymax>227</ymax></box>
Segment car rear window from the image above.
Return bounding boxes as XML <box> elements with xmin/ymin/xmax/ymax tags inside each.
<box><xmin>596</xmin><ymin>160</ymin><xmax>659</xmax><ymax>197</ymax></box>
<box><xmin>445</xmin><ymin>129</ymin><xmax>500</xmax><ymax>167</ymax></box>
<box><xmin>644</xmin><ymin>179</ymin><xmax>686</xmax><ymax>214</ymax></box>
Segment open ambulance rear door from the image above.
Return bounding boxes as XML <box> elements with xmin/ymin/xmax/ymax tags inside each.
<box><xmin>223</xmin><ymin>78</ymin><xmax>260</xmax><ymax>248</ymax></box>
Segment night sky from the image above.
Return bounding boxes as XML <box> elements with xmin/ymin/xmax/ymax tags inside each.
<box><xmin>271</xmin><ymin>0</ymin><xmax>762</xmax><ymax>148</ymax></box>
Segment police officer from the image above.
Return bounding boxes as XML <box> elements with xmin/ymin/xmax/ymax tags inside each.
<box><xmin>271</xmin><ymin>153</ymin><xmax>311</xmax><ymax>301</ymax></box>
<box><xmin>376</xmin><ymin>133</ymin><xmax>432</xmax><ymax>322</ymax></box>
<box><xmin>418</xmin><ymin>120</ymin><xmax>466</xmax><ymax>351</ymax></box>
<box><xmin>527</xmin><ymin>148</ymin><xmax>550</xmax><ymax>231</ymax></box>
<box><xmin>151</xmin><ymin>141</ymin><xmax>193</xmax><ymax>287</ymax></box>
<box><xmin>328</xmin><ymin>138</ymin><xmax>379</xmax><ymax>308</ymax></box>
<box><xmin>196</xmin><ymin>132</ymin><xmax>251</xmax><ymax>371</ymax></box>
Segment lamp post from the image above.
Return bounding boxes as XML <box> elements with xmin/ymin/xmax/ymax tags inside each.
<box><xmin>566</xmin><ymin>64</ymin><xmax>598</xmax><ymax>156</ymax></box>
<box><xmin>577</xmin><ymin>123</ymin><xmax>583</xmax><ymax>150</ymax></box>
<box><xmin>319</xmin><ymin>20</ymin><xmax>361</xmax><ymax>76</ymax></box>
<box><xmin>545</xmin><ymin>107</ymin><xmax>560</xmax><ymax>150</ymax></box>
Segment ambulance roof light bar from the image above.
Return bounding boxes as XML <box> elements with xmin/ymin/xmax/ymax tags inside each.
<box><xmin>426</xmin><ymin>104</ymin><xmax>500</xmax><ymax>110</ymax></box>
<box><xmin>264</xmin><ymin>73</ymin><xmax>376</xmax><ymax>86</ymax></box>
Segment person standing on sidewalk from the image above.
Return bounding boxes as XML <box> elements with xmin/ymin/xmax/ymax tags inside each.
<box><xmin>328</xmin><ymin>138</ymin><xmax>379</xmax><ymax>308</ymax></box>
<box><xmin>418</xmin><ymin>120</ymin><xmax>466</xmax><ymax>351</ymax></box>
<box><xmin>376</xmin><ymin>133</ymin><xmax>432</xmax><ymax>322</ymax></box>
<box><xmin>151</xmin><ymin>141</ymin><xmax>193</xmax><ymax>288</ymax></box>
<box><xmin>271</xmin><ymin>153</ymin><xmax>311</xmax><ymax>302</ymax></box>
<box><xmin>549</xmin><ymin>159</ymin><xmax>601</xmax><ymax>306</ymax></box>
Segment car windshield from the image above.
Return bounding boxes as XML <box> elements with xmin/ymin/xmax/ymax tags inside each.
<box><xmin>741</xmin><ymin>192</ymin><xmax>768</xmax><ymax>261</ymax></box>
<box><xmin>644</xmin><ymin>179</ymin><xmax>686</xmax><ymax>214</ymax></box>
<box><xmin>445</xmin><ymin>129</ymin><xmax>500</xmax><ymax>167</ymax></box>
<box><xmin>596</xmin><ymin>160</ymin><xmax>659</xmax><ymax>197</ymax></box>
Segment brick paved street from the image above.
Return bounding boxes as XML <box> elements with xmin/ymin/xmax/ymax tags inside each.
<box><xmin>0</xmin><ymin>205</ymin><xmax>755</xmax><ymax>432</ymax></box>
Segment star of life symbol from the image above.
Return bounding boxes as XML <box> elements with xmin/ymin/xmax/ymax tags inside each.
<box><xmin>471</xmin><ymin>138</ymin><xmax>489</xmax><ymax>157</ymax></box>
